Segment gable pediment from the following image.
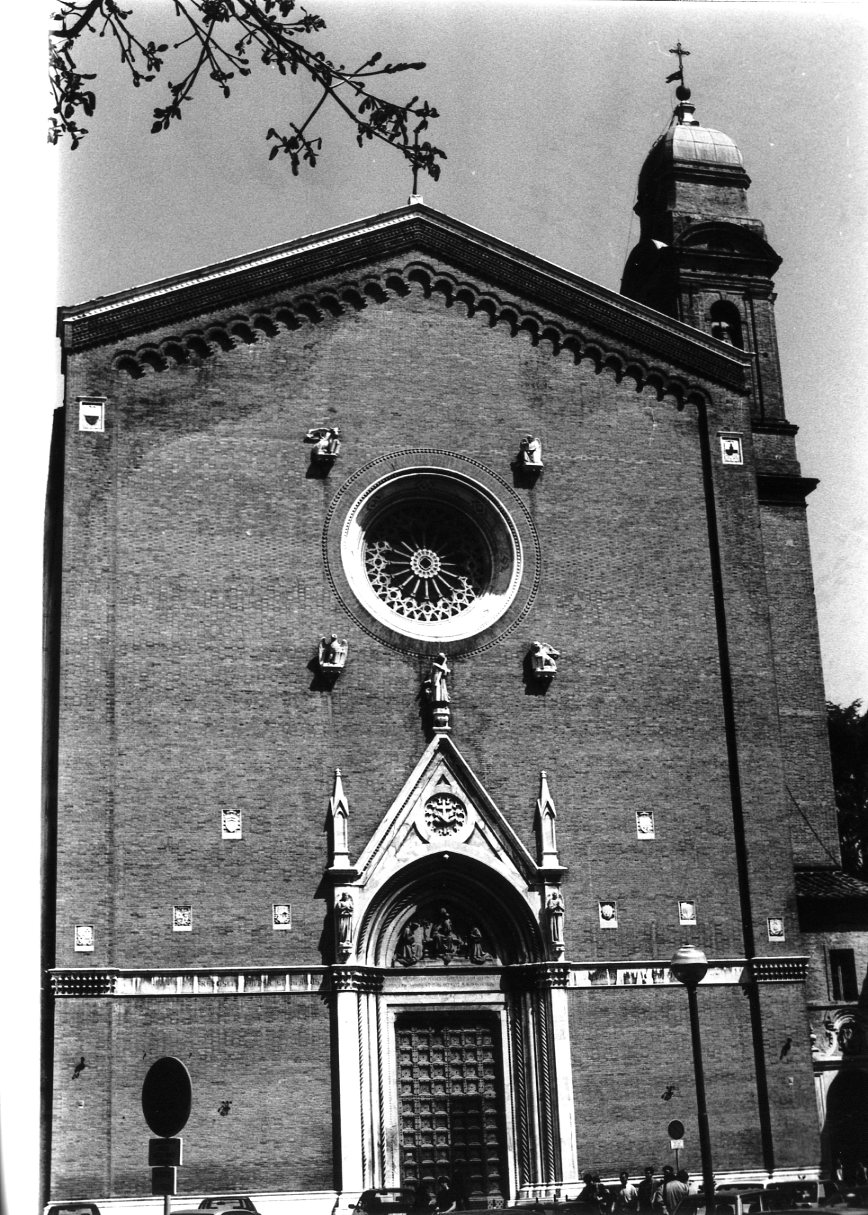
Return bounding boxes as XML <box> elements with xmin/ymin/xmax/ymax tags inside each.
<box><xmin>60</xmin><ymin>204</ymin><xmax>750</xmax><ymax>397</ymax></box>
<box><xmin>331</xmin><ymin>735</ymin><xmax>563</xmax><ymax>969</ymax></box>
<box><xmin>349</xmin><ymin>733</ymin><xmax>541</xmax><ymax>902</ymax></box>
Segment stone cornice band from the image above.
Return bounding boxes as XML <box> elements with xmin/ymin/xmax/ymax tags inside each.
<box><xmin>49</xmin><ymin>956</ymin><xmax>805</xmax><ymax>997</ymax></box>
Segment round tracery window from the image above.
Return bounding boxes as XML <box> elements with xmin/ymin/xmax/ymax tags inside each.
<box><xmin>340</xmin><ymin>467</ymin><xmax>524</xmax><ymax>645</ymax></box>
<box><xmin>364</xmin><ymin>500</ymin><xmax>491</xmax><ymax>624</ymax></box>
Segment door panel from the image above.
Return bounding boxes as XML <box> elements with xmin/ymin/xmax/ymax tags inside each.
<box><xmin>397</xmin><ymin>1016</ymin><xmax>506</xmax><ymax>1201</ymax></box>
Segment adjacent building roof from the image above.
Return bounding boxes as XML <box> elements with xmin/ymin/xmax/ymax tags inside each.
<box><xmin>796</xmin><ymin>868</ymin><xmax>868</xmax><ymax>900</ymax></box>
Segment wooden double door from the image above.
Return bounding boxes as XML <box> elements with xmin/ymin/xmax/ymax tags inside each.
<box><xmin>396</xmin><ymin>1014</ymin><xmax>507</xmax><ymax>1202</ymax></box>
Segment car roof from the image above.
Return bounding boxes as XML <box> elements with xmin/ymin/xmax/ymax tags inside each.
<box><xmin>46</xmin><ymin>1206</ymin><xmax>100</xmax><ymax>1215</ymax></box>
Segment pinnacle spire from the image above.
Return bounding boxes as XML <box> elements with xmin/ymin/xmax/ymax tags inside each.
<box><xmin>328</xmin><ymin>767</ymin><xmax>351</xmax><ymax>868</ymax></box>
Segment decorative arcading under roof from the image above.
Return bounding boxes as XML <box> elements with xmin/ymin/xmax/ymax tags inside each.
<box><xmin>108</xmin><ymin>259</ymin><xmax>723</xmax><ymax>406</ymax></box>
<box><xmin>60</xmin><ymin>206</ymin><xmax>750</xmax><ymax>394</ymax></box>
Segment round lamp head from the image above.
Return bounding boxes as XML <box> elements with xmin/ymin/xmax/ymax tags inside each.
<box><xmin>670</xmin><ymin>943</ymin><xmax>709</xmax><ymax>987</ymax></box>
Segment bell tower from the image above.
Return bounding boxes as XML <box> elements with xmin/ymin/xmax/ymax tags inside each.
<box><xmin>621</xmin><ymin>63</ymin><xmax>786</xmax><ymax>424</ymax></box>
<box><xmin>622</xmin><ymin>52</ymin><xmax>838</xmax><ymax>879</ymax></box>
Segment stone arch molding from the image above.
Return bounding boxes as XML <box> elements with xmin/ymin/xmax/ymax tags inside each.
<box><xmin>328</xmin><ymin>733</ymin><xmax>561</xmax><ymax>970</ymax></box>
<box><xmin>110</xmin><ymin>259</ymin><xmax>711</xmax><ymax>406</ymax></box>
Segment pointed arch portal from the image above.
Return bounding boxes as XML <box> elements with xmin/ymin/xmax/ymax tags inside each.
<box><xmin>327</xmin><ymin>737</ymin><xmax>578</xmax><ymax>1206</ymax></box>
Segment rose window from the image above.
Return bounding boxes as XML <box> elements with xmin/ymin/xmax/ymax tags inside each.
<box><xmin>336</xmin><ymin>465</ymin><xmax>528</xmax><ymax>645</ymax></box>
<box><xmin>364</xmin><ymin>503</ymin><xmax>491</xmax><ymax>623</ymax></box>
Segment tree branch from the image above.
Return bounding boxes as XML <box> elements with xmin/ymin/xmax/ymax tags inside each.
<box><xmin>48</xmin><ymin>0</ymin><xmax>446</xmax><ymax>179</ymax></box>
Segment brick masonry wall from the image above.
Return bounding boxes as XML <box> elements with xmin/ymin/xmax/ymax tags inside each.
<box><xmin>57</xmin><ymin>276</ymin><xmax>770</xmax><ymax>967</ymax></box>
<box><xmin>50</xmin><ymin>248</ymin><xmax>822</xmax><ymax>1191</ymax></box>
<box><xmin>570</xmin><ymin>984</ymin><xmax>759</xmax><ymax>1176</ymax></box>
<box><xmin>50</xmin><ymin>993</ymin><xmax>334</xmax><ymax>1198</ymax></box>
<box><xmin>569</xmin><ymin>981</ymin><xmax>817</xmax><ymax>1177</ymax></box>
<box><xmin>751</xmin><ymin>981</ymin><xmax>819</xmax><ymax>1168</ymax></box>
<box><xmin>758</xmin><ymin>501</ymin><xmax>840</xmax><ymax>867</ymax></box>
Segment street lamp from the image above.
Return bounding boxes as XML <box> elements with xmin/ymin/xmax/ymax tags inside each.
<box><xmin>670</xmin><ymin>945</ymin><xmax>715</xmax><ymax>1212</ymax></box>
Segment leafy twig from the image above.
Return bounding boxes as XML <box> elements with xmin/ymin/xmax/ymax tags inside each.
<box><xmin>48</xmin><ymin>0</ymin><xmax>445</xmax><ymax>179</ymax></box>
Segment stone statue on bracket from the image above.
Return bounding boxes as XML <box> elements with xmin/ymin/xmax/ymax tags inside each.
<box><xmin>336</xmin><ymin>892</ymin><xmax>354</xmax><ymax>959</ymax></box>
<box><xmin>426</xmin><ymin>652</ymin><xmax>450</xmax><ymax>702</ymax></box>
<box><xmin>546</xmin><ymin>889</ymin><xmax>565</xmax><ymax>956</ymax></box>
<box><xmin>424</xmin><ymin>651</ymin><xmax>451</xmax><ymax>731</ymax></box>
<box><xmin>305</xmin><ymin>425</ymin><xmax>341</xmax><ymax>464</ymax></box>
<box><xmin>318</xmin><ymin>633</ymin><xmax>348</xmax><ymax>673</ymax></box>
<box><xmin>530</xmin><ymin>641</ymin><xmax>559</xmax><ymax>678</ymax></box>
<box><xmin>518</xmin><ymin>434</ymin><xmax>543</xmax><ymax>468</ymax></box>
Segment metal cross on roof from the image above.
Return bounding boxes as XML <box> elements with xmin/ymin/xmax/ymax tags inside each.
<box><xmin>667</xmin><ymin>40</ymin><xmax>691</xmax><ymax>85</ymax></box>
<box><xmin>411</xmin><ymin>127</ymin><xmax>421</xmax><ymax>197</ymax></box>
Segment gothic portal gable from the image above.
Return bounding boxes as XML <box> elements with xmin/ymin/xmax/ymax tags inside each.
<box><xmin>327</xmin><ymin>735</ymin><xmax>561</xmax><ymax>969</ymax></box>
<box><xmin>350</xmin><ymin>734</ymin><xmax>542</xmax><ymax>900</ymax></box>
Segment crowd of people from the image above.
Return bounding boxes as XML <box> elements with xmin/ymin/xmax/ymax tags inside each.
<box><xmin>566</xmin><ymin>1166</ymin><xmax>696</xmax><ymax>1213</ymax></box>
<box><xmin>357</xmin><ymin>1166</ymin><xmax>696</xmax><ymax>1215</ymax></box>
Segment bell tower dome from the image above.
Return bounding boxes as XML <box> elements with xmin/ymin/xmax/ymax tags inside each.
<box><xmin>621</xmin><ymin>85</ymin><xmax>786</xmax><ymax>423</ymax></box>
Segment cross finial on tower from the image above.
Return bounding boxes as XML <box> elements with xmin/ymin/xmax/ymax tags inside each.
<box><xmin>667</xmin><ymin>40</ymin><xmax>691</xmax><ymax>86</ymax></box>
<box><xmin>667</xmin><ymin>40</ymin><xmax>698</xmax><ymax>124</ymax></box>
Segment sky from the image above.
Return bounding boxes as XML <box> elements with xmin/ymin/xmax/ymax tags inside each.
<box><xmin>3</xmin><ymin>2</ymin><xmax>867</xmax><ymax>1211</ymax></box>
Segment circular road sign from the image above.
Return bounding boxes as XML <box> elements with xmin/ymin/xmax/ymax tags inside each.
<box><xmin>667</xmin><ymin>1119</ymin><xmax>685</xmax><ymax>1140</ymax></box>
<box><xmin>142</xmin><ymin>1057</ymin><xmax>192</xmax><ymax>1138</ymax></box>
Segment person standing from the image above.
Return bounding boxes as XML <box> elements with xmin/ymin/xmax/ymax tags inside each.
<box><xmin>435</xmin><ymin>1177</ymin><xmax>457</xmax><ymax>1213</ymax></box>
<box><xmin>638</xmin><ymin>1168</ymin><xmax>658</xmax><ymax>1213</ymax></box>
<box><xmin>613</xmin><ymin>1172</ymin><xmax>639</xmax><ymax>1212</ymax></box>
<box><xmin>659</xmin><ymin>1167</ymin><xmax>687</xmax><ymax>1214</ymax></box>
<box><xmin>577</xmin><ymin>1173</ymin><xmax>598</xmax><ymax>1206</ymax></box>
<box><xmin>593</xmin><ymin>1174</ymin><xmax>612</xmax><ymax>1214</ymax></box>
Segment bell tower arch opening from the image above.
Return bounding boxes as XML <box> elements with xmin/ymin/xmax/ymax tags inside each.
<box><xmin>709</xmin><ymin>299</ymin><xmax>744</xmax><ymax>348</ymax></box>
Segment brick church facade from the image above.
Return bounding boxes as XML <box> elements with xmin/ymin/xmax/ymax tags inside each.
<box><xmin>44</xmin><ymin>91</ymin><xmax>868</xmax><ymax>1209</ymax></box>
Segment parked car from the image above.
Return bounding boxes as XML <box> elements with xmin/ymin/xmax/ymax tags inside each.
<box><xmin>772</xmin><ymin>1209</ymin><xmax>868</xmax><ymax>1215</ymax></box>
<box><xmin>714</xmin><ymin>1188</ymin><xmax>772</xmax><ymax>1195</ymax></box>
<box><xmin>45</xmin><ymin>1204</ymin><xmax>101</xmax><ymax>1215</ymax></box>
<box><xmin>197</xmin><ymin>1200</ymin><xmax>260</xmax><ymax>1213</ymax></box>
<box><xmin>351</xmin><ymin>1188</ymin><xmax>419</xmax><ymax>1213</ymax></box>
<box><xmin>676</xmin><ymin>1189</ymin><xmax>777</xmax><ymax>1215</ymax></box>
<box><xmin>764</xmin><ymin>1182</ymin><xmax>844</xmax><ymax>1209</ymax></box>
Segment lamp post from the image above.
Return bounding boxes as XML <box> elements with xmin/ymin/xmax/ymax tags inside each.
<box><xmin>670</xmin><ymin>945</ymin><xmax>715</xmax><ymax>1212</ymax></box>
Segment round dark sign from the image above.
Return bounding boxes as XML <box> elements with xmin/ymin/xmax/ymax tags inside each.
<box><xmin>142</xmin><ymin>1057</ymin><xmax>192</xmax><ymax>1137</ymax></box>
<box><xmin>667</xmin><ymin>1119</ymin><xmax>685</xmax><ymax>1140</ymax></box>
